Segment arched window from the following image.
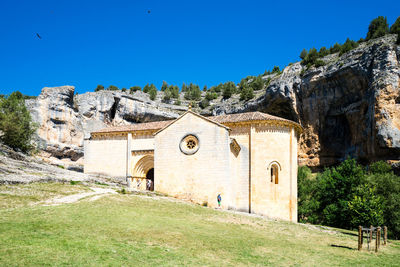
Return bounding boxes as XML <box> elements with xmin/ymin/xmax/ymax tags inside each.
<box><xmin>270</xmin><ymin>164</ymin><xmax>279</xmax><ymax>184</ymax></box>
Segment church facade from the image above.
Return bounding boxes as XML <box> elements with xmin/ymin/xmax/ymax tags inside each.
<box><xmin>84</xmin><ymin>110</ymin><xmax>302</xmax><ymax>222</ymax></box>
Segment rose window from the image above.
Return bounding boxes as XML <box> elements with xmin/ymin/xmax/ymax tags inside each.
<box><xmin>180</xmin><ymin>135</ymin><xmax>199</xmax><ymax>155</ymax></box>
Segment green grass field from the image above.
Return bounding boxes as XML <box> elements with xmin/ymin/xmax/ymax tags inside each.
<box><xmin>0</xmin><ymin>183</ymin><xmax>399</xmax><ymax>266</ymax></box>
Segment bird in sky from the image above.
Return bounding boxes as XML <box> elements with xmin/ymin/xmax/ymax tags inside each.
<box><xmin>36</xmin><ymin>33</ymin><xmax>42</xmax><ymax>39</ymax></box>
<box><xmin>147</xmin><ymin>10</ymin><xmax>151</xmax><ymax>14</ymax></box>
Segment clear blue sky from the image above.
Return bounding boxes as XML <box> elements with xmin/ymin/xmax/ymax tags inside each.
<box><xmin>0</xmin><ymin>0</ymin><xmax>399</xmax><ymax>96</ymax></box>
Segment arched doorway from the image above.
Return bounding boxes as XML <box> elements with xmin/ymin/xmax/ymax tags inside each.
<box><xmin>146</xmin><ymin>168</ymin><xmax>154</xmax><ymax>191</ymax></box>
<box><xmin>132</xmin><ymin>155</ymin><xmax>154</xmax><ymax>191</ymax></box>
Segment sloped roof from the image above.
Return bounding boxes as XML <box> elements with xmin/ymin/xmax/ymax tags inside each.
<box><xmin>212</xmin><ymin>111</ymin><xmax>295</xmax><ymax>124</ymax></box>
<box><xmin>91</xmin><ymin>111</ymin><xmax>301</xmax><ymax>134</ymax></box>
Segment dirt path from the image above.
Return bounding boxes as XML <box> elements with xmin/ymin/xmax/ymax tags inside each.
<box><xmin>43</xmin><ymin>187</ymin><xmax>117</xmax><ymax>206</ymax></box>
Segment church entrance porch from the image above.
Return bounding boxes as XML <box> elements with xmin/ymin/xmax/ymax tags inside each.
<box><xmin>131</xmin><ymin>154</ymin><xmax>154</xmax><ymax>191</ymax></box>
<box><xmin>146</xmin><ymin>168</ymin><xmax>154</xmax><ymax>191</ymax></box>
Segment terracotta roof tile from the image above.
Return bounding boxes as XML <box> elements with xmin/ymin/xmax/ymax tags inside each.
<box><xmin>91</xmin><ymin>111</ymin><xmax>301</xmax><ymax>134</ymax></box>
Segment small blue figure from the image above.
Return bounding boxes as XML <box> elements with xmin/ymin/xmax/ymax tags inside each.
<box><xmin>217</xmin><ymin>194</ymin><xmax>222</xmax><ymax>208</ymax></box>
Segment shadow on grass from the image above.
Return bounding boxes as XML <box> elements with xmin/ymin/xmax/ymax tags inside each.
<box><xmin>330</xmin><ymin>244</ymin><xmax>355</xmax><ymax>250</ymax></box>
<box><xmin>337</xmin><ymin>230</ymin><xmax>358</xmax><ymax>237</ymax></box>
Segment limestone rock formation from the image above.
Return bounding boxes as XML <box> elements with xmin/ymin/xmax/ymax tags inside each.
<box><xmin>26</xmin><ymin>34</ymin><xmax>400</xmax><ymax>168</ymax></box>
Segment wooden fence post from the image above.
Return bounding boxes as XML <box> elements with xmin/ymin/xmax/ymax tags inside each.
<box><xmin>358</xmin><ymin>226</ymin><xmax>362</xmax><ymax>251</ymax></box>
<box><xmin>384</xmin><ymin>226</ymin><xmax>387</xmax><ymax>245</ymax></box>
<box><xmin>369</xmin><ymin>225</ymin><xmax>373</xmax><ymax>251</ymax></box>
<box><xmin>377</xmin><ymin>227</ymin><xmax>381</xmax><ymax>249</ymax></box>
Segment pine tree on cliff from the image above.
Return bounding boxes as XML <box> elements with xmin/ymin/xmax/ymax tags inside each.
<box><xmin>366</xmin><ymin>16</ymin><xmax>389</xmax><ymax>40</ymax></box>
<box><xmin>390</xmin><ymin>16</ymin><xmax>400</xmax><ymax>44</ymax></box>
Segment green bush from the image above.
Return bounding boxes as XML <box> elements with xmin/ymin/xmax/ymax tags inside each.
<box><xmin>149</xmin><ymin>87</ymin><xmax>157</xmax><ymax>101</ymax></box>
<box><xmin>129</xmin><ymin>86</ymin><xmax>141</xmax><ymax>93</ymax></box>
<box><xmin>199</xmin><ymin>99</ymin><xmax>210</xmax><ymax>109</ymax></box>
<box><xmin>205</xmin><ymin>92</ymin><xmax>218</xmax><ymax>101</ymax></box>
<box><xmin>0</xmin><ymin>91</ymin><xmax>37</xmax><ymax>152</ymax></box>
<box><xmin>298</xmin><ymin>166</ymin><xmax>319</xmax><ymax>223</ymax></box>
<box><xmin>390</xmin><ymin>16</ymin><xmax>400</xmax><ymax>44</ymax></box>
<box><xmin>339</xmin><ymin>38</ymin><xmax>358</xmax><ymax>56</ymax></box>
<box><xmin>107</xmin><ymin>85</ymin><xmax>119</xmax><ymax>91</ymax></box>
<box><xmin>222</xmin><ymin>82</ymin><xmax>236</xmax><ymax>99</ymax></box>
<box><xmin>366</xmin><ymin>16</ymin><xmax>389</xmax><ymax>40</ymax></box>
<box><xmin>184</xmin><ymin>83</ymin><xmax>201</xmax><ymax>101</ymax></box>
<box><xmin>94</xmin><ymin>85</ymin><xmax>104</xmax><ymax>92</ymax></box>
<box><xmin>299</xmin><ymin>49</ymin><xmax>308</xmax><ymax>60</ymax></box>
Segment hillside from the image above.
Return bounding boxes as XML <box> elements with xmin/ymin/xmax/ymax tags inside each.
<box><xmin>25</xmin><ymin>34</ymin><xmax>400</xmax><ymax>169</ymax></box>
<box><xmin>0</xmin><ymin>182</ymin><xmax>399</xmax><ymax>266</ymax></box>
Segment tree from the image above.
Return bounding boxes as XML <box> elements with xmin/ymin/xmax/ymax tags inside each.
<box><xmin>298</xmin><ymin>166</ymin><xmax>319</xmax><ymax>223</ymax></box>
<box><xmin>181</xmin><ymin>83</ymin><xmax>188</xmax><ymax>92</ymax></box>
<box><xmin>330</xmin><ymin>43</ymin><xmax>342</xmax><ymax>54</ymax></box>
<box><xmin>240</xmin><ymin>85</ymin><xmax>254</xmax><ymax>101</ymax></box>
<box><xmin>366</xmin><ymin>16</ymin><xmax>389</xmax><ymax>40</ymax></box>
<box><xmin>129</xmin><ymin>86</ymin><xmax>141</xmax><ymax>93</ymax></box>
<box><xmin>250</xmin><ymin>76</ymin><xmax>264</xmax><ymax>91</ymax></box>
<box><xmin>318</xmin><ymin>47</ymin><xmax>329</xmax><ymax>57</ymax></box>
<box><xmin>184</xmin><ymin>83</ymin><xmax>201</xmax><ymax>101</ymax></box>
<box><xmin>348</xmin><ymin>185</ymin><xmax>384</xmax><ymax>227</ymax></box>
<box><xmin>300</xmin><ymin>49</ymin><xmax>308</xmax><ymax>60</ymax></box>
<box><xmin>199</xmin><ymin>98</ymin><xmax>209</xmax><ymax>109</ymax></box>
<box><xmin>95</xmin><ymin>85</ymin><xmax>104</xmax><ymax>92</ymax></box>
<box><xmin>390</xmin><ymin>16</ymin><xmax>400</xmax><ymax>44</ymax></box>
<box><xmin>121</xmin><ymin>88</ymin><xmax>127</xmax><ymax>92</ymax></box>
<box><xmin>161</xmin><ymin>81</ymin><xmax>168</xmax><ymax>91</ymax></box>
<box><xmin>107</xmin><ymin>85</ymin><xmax>119</xmax><ymax>91</ymax></box>
<box><xmin>0</xmin><ymin>91</ymin><xmax>37</xmax><ymax>152</ymax></box>
<box><xmin>340</xmin><ymin>38</ymin><xmax>358</xmax><ymax>56</ymax></box>
<box><xmin>203</xmin><ymin>85</ymin><xmax>208</xmax><ymax>92</ymax></box>
<box><xmin>143</xmin><ymin>84</ymin><xmax>151</xmax><ymax>93</ymax></box>
<box><xmin>314</xmin><ymin>158</ymin><xmax>366</xmax><ymax>228</ymax></box>
<box><xmin>148</xmin><ymin>86</ymin><xmax>157</xmax><ymax>100</ymax></box>
<box><xmin>271</xmin><ymin>66</ymin><xmax>281</xmax><ymax>74</ymax></box>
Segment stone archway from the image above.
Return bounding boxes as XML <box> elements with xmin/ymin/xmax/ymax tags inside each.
<box><xmin>132</xmin><ymin>155</ymin><xmax>154</xmax><ymax>191</ymax></box>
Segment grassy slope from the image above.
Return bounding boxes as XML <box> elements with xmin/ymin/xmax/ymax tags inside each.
<box><xmin>0</xmin><ymin>184</ymin><xmax>399</xmax><ymax>266</ymax></box>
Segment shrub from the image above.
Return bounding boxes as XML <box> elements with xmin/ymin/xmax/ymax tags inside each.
<box><xmin>184</xmin><ymin>83</ymin><xmax>201</xmax><ymax>101</ymax></box>
<box><xmin>129</xmin><ymin>86</ymin><xmax>141</xmax><ymax>93</ymax></box>
<box><xmin>0</xmin><ymin>91</ymin><xmax>37</xmax><ymax>152</ymax></box>
<box><xmin>95</xmin><ymin>85</ymin><xmax>104</xmax><ymax>92</ymax></box>
<box><xmin>149</xmin><ymin>87</ymin><xmax>157</xmax><ymax>100</ymax></box>
<box><xmin>390</xmin><ymin>16</ymin><xmax>400</xmax><ymax>44</ymax></box>
<box><xmin>161</xmin><ymin>81</ymin><xmax>168</xmax><ymax>91</ymax></box>
<box><xmin>239</xmin><ymin>85</ymin><xmax>254</xmax><ymax>101</ymax></box>
<box><xmin>107</xmin><ymin>85</ymin><xmax>119</xmax><ymax>91</ymax></box>
<box><xmin>299</xmin><ymin>49</ymin><xmax>308</xmax><ymax>60</ymax></box>
<box><xmin>222</xmin><ymin>81</ymin><xmax>236</xmax><ymax>99</ymax></box>
<box><xmin>330</xmin><ymin>43</ymin><xmax>342</xmax><ymax>54</ymax></box>
<box><xmin>203</xmin><ymin>85</ymin><xmax>208</xmax><ymax>92</ymax></box>
<box><xmin>318</xmin><ymin>47</ymin><xmax>329</xmax><ymax>57</ymax></box>
<box><xmin>199</xmin><ymin>98</ymin><xmax>209</xmax><ymax>109</ymax></box>
<box><xmin>339</xmin><ymin>38</ymin><xmax>358</xmax><ymax>56</ymax></box>
<box><xmin>121</xmin><ymin>88</ymin><xmax>127</xmax><ymax>92</ymax></box>
<box><xmin>205</xmin><ymin>92</ymin><xmax>218</xmax><ymax>101</ymax></box>
<box><xmin>249</xmin><ymin>76</ymin><xmax>264</xmax><ymax>91</ymax></box>
<box><xmin>366</xmin><ymin>16</ymin><xmax>389</xmax><ymax>40</ymax></box>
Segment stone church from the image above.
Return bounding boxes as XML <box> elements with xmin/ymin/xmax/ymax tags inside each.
<box><xmin>84</xmin><ymin>109</ymin><xmax>302</xmax><ymax>222</ymax></box>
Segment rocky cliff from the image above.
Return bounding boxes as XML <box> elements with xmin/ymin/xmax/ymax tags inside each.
<box><xmin>26</xmin><ymin>34</ymin><xmax>400</xmax><ymax>168</ymax></box>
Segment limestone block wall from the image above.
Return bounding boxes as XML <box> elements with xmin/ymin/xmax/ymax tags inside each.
<box><xmin>84</xmin><ymin>135</ymin><xmax>127</xmax><ymax>178</ymax></box>
<box><xmin>131</xmin><ymin>134</ymin><xmax>154</xmax><ymax>151</ymax></box>
<box><xmin>250</xmin><ymin>124</ymin><xmax>297</xmax><ymax>222</ymax></box>
<box><xmin>229</xmin><ymin>126</ymin><xmax>250</xmax><ymax>212</ymax></box>
<box><xmin>155</xmin><ymin>113</ymin><xmax>232</xmax><ymax>208</ymax></box>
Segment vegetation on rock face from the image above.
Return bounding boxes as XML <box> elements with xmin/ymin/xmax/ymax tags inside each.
<box><xmin>390</xmin><ymin>16</ymin><xmax>400</xmax><ymax>44</ymax></box>
<box><xmin>94</xmin><ymin>84</ymin><xmax>104</xmax><ymax>92</ymax></box>
<box><xmin>366</xmin><ymin>16</ymin><xmax>389</xmax><ymax>40</ymax></box>
<box><xmin>298</xmin><ymin>159</ymin><xmax>400</xmax><ymax>239</ymax></box>
<box><xmin>0</xmin><ymin>91</ymin><xmax>37</xmax><ymax>152</ymax></box>
<box><xmin>129</xmin><ymin>86</ymin><xmax>141</xmax><ymax>93</ymax></box>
